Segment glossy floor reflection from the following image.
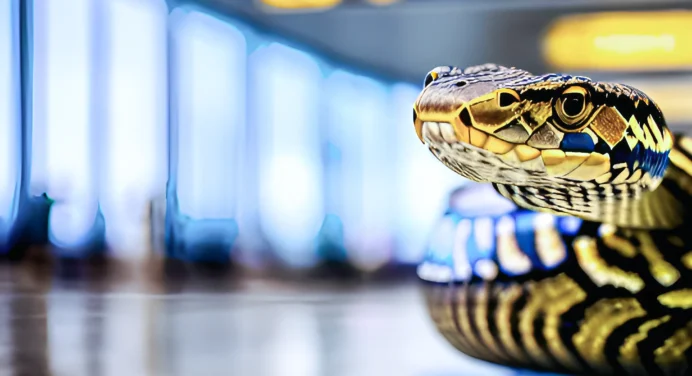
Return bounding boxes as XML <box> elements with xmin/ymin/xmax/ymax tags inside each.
<box><xmin>0</xmin><ymin>262</ymin><xmax>538</xmax><ymax>376</ymax></box>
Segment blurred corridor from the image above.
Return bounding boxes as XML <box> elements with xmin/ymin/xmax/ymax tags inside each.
<box><xmin>2</xmin><ymin>0</ymin><xmax>692</xmax><ymax>273</ymax></box>
<box><xmin>2</xmin><ymin>0</ymin><xmax>692</xmax><ymax>375</ymax></box>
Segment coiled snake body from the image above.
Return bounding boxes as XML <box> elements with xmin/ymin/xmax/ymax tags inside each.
<box><xmin>413</xmin><ymin>64</ymin><xmax>692</xmax><ymax>376</ymax></box>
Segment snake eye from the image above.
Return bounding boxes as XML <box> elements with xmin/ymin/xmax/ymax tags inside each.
<box><xmin>497</xmin><ymin>89</ymin><xmax>520</xmax><ymax>108</ymax></box>
<box><xmin>562</xmin><ymin>93</ymin><xmax>584</xmax><ymax>117</ymax></box>
<box><xmin>554</xmin><ymin>86</ymin><xmax>593</xmax><ymax>132</ymax></box>
<box><xmin>424</xmin><ymin>71</ymin><xmax>439</xmax><ymax>87</ymax></box>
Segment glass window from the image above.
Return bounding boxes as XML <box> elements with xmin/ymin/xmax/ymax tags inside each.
<box><xmin>251</xmin><ymin>43</ymin><xmax>324</xmax><ymax>268</ymax></box>
<box><xmin>0</xmin><ymin>1</ymin><xmax>19</xmax><ymax>245</ymax></box>
<box><xmin>33</xmin><ymin>0</ymin><xmax>98</xmax><ymax>249</ymax></box>
<box><xmin>100</xmin><ymin>0</ymin><xmax>168</xmax><ymax>256</ymax></box>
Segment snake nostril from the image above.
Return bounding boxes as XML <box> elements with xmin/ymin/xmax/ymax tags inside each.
<box><xmin>455</xmin><ymin>81</ymin><xmax>467</xmax><ymax>87</ymax></box>
<box><xmin>459</xmin><ymin>107</ymin><xmax>472</xmax><ymax>126</ymax></box>
<box><xmin>413</xmin><ymin>108</ymin><xmax>418</xmax><ymax>123</ymax></box>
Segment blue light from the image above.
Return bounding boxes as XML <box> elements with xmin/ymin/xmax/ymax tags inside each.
<box><xmin>32</xmin><ymin>0</ymin><xmax>99</xmax><ymax>252</ymax></box>
<box><xmin>416</xmin><ymin>213</ymin><xmax>458</xmax><ymax>283</ymax></box>
<box><xmin>420</xmin><ymin>183</ymin><xmax>579</xmax><ymax>282</ymax></box>
<box><xmin>173</xmin><ymin>10</ymin><xmax>245</xmax><ymax>221</ymax></box>
<box><xmin>514</xmin><ymin>212</ymin><xmax>541</xmax><ymax>267</ymax></box>
<box><xmin>0</xmin><ymin>0</ymin><xmax>19</xmax><ymax>247</ymax></box>
<box><xmin>425</xmin><ymin>213</ymin><xmax>459</xmax><ymax>266</ymax></box>
<box><xmin>323</xmin><ymin>70</ymin><xmax>394</xmax><ymax>271</ymax></box>
<box><xmin>250</xmin><ymin>43</ymin><xmax>324</xmax><ymax>268</ymax></box>
<box><xmin>100</xmin><ymin>0</ymin><xmax>167</xmax><ymax>257</ymax></box>
<box><xmin>472</xmin><ymin>217</ymin><xmax>495</xmax><ymax>253</ymax></box>
<box><xmin>558</xmin><ymin>216</ymin><xmax>583</xmax><ymax>236</ymax></box>
<box><xmin>464</xmin><ymin>216</ymin><xmax>495</xmax><ymax>268</ymax></box>
<box><xmin>168</xmin><ymin>10</ymin><xmax>246</xmax><ymax>261</ymax></box>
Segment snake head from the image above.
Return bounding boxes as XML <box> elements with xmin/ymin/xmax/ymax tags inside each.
<box><xmin>413</xmin><ymin>64</ymin><xmax>673</xmax><ymax>220</ymax></box>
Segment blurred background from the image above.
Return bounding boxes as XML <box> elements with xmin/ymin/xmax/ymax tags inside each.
<box><xmin>1</xmin><ymin>0</ymin><xmax>692</xmax><ymax>375</ymax></box>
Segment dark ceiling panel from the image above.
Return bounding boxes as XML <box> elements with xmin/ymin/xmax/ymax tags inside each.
<box><xmin>175</xmin><ymin>0</ymin><xmax>692</xmax><ymax>83</ymax></box>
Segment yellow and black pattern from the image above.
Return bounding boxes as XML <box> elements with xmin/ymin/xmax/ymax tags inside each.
<box><xmin>413</xmin><ymin>64</ymin><xmax>692</xmax><ymax>375</ymax></box>
<box><xmin>422</xmin><ymin>223</ymin><xmax>692</xmax><ymax>376</ymax></box>
<box><xmin>413</xmin><ymin>64</ymin><xmax>677</xmax><ymax>229</ymax></box>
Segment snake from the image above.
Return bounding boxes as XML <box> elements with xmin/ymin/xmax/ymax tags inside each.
<box><xmin>412</xmin><ymin>63</ymin><xmax>692</xmax><ymax>376</ymax></box>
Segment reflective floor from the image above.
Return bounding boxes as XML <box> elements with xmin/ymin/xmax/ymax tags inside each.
<box><xmin>0</xmin><ymin>261</ymin><xmax>548</xmax><ymax>376</ymax></box>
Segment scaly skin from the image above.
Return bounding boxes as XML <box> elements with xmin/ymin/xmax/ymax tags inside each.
<box><xmin>413</xmin><ymin>64</ymin><xmax>692</xmax><ymax>376</ymax></box>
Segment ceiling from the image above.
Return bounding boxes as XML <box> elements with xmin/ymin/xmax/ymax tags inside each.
<box><xmin>174</xmin><ymin>0</ymin><xmax>692</xmax><ymax>84</ymax></box>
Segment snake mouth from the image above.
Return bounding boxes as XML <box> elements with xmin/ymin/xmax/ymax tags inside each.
<box><xmin>421</xmin><ymin>121</ymin><xmax>545</xmax><ymax>171</ymax></box>
<box><xmin>420</xmin><ymin>121</ymin><xmax>612</xmax><ymax>182</ymax></box>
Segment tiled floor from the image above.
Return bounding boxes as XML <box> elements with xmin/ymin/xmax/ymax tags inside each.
<box><xmin>0</xmin><ymin>261</ymin><xmax>550</xmax><ymax>376</ymax></box>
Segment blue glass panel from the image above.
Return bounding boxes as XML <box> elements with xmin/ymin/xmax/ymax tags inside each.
<box><xmin>250</xmin><ymin>43</ymin><xmax>323</xmax><ymax>268</ymax></box>
<box><xmin>323</xmin><ymin>70</ymin><xmax>393</xmax><ymax>271</ymax></box>
<box><xmin>33</xmin><ymin>0</ymin><xmax>100</xmax><ymax>253</ymax></box>
<box><xmin>100</xmin><ymin>0</ymin><xmax>167</xmax><ymax>257</ymax></box>
<box><xmin>0</xmin><ymin>1</ymin><xmax>19</xmax><ymax>249</ymax></box>
<box><xmin>168</xmin><ymin>10</ymin><xmax>245</xmax><ymax>261</ymax></box>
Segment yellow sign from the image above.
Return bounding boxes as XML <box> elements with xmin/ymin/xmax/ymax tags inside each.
<box><xmin>259</xmin><ymin>0</ymin><xmax>341</xmax><ymax>10</ymax></box>
<box><xmin>366</xmin><ymin>0</ymin><xmax>399</xmax><ymax>5</ymax></box>
<box><xmin>543</xmin><ymin>11</ymin><xmax>692</xmax><ymax>71</ymax></box>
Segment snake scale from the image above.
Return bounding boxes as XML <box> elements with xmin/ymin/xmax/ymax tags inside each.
<box><xmin>413</xmin><ymin>64</ymin><xmax>692</xmax><ymax>376</ymax></box>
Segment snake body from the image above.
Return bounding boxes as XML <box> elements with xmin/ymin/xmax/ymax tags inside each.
<box><xmin>413</xmin><ymin>64</ymin><xmax>692</xmax><ymax>376</ymax></box>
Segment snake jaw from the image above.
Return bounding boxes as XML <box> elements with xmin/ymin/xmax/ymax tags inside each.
<box><xmin>413</xmin><ymin>107</ymin><xmax>424</xmax><ymax>143</ymax></box>
<box><xmin>420</xmin><ymin>119</ymin><xmax>621</xmax><ymax>187</ymax></box>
